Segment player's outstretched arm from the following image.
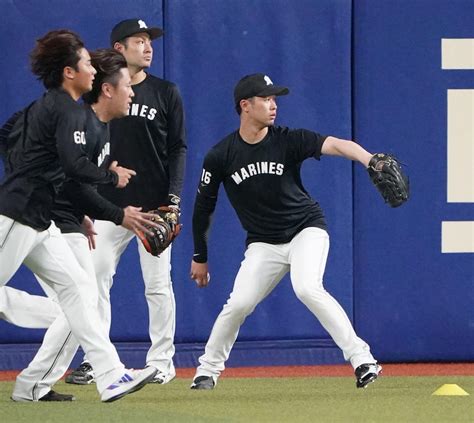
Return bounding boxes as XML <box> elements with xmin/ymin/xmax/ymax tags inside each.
<box><xmin>321</xmin><ymin>136</ymin><xmax>372</xmax><ymax>167</ymax></box>
<box><xmin>322</xmin><ymin>137</ymin><xmax>409</xmax><ymax>207</ymax></box>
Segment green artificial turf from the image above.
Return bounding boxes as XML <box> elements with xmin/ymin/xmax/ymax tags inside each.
<box><xmin>1</xmin><ymin>376</ymin><xmax>472</xmax><ymax>422</ymax></box>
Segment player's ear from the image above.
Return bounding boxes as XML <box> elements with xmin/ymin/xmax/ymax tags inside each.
<box><xmin>114</xmin><ymin>42</ymin><xmax>124</xmax><ymax>52</ymax></box>
<box><xmin>63</xmin><ymin>66</ymin><xmax>76</xmax><ymax>82</ymax></box>
<box><xmin>240</xmin><ymin>99</ymin><xmax>251</xmax><ymax>113</ymax></box>
<box><xmin>102</xmin><ymin>82</ymin><xmax>113</xmax><ymax>99</ymax></box>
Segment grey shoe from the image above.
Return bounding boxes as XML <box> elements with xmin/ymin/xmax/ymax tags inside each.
<box><xmin>190</xmin><ymin>376</ymin><xmax>215</xmax><ymax>390</ymax></box>
<box><xmin>65</xmin><ymin>361</ymin><xmax>95</xmax><ymax>385</ymax></box>
<box><xmin>355</xmin><ymin>363</ymin><xmax>382</xmax><ymax>388</ymax></box>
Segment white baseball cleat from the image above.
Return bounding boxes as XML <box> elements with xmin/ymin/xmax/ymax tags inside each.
<box><xmin>101</xmin><ymin>367</ymin><xmax>157</xmax><ymax>402</ymax></box>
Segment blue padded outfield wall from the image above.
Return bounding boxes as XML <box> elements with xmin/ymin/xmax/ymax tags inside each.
<box><xmin>0</xmin><ymin>0</ymin><xmax>472</xmax><ymax>369</ymax></box>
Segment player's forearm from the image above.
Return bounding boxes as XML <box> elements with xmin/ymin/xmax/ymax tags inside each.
<box><xmin>65</xmin><ymin>181</ymin><xmax>124</xmax><ymax>225</ymax></box>
<box><xmin>192</xmin><ymin>193</ymin><xmax>217</xmax><ymax>263</ymax></box>
<box><xmin>58</xmin><ymin>146</ymin><xmax>118</xmax><ymax>186</ymax></box>
<box><xmin>166</xmin><ymin>84</ymin><xmax>187</xmax><ymax>197</ymax></box>
<box><xmin>167</xmin><ymin>147</ymin><xmax>186</xmax><ymax>198</ymax></box>
<box><xmin>322</xmin><ymin>136</ymin><xmax>372</xmax><ymax>167</ymax></box>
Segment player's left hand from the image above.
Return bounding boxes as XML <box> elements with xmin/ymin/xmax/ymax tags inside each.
<box><xmin>367</xmin><ymin>153</ymin><xmax>409</xmax><ymax>207</ymax></box>
<box><xmin>190</xmin><ymin>260</ymin><xmax>210</xmax><ymax>288</ymax></box>
<box><xmin>136</xmin><ymin>207</ymin><xmax>181</xmax><ymax>256</ymax></box>
<box><xmin>82</xmin><ymin>215</ymin><xmax>97</xmax><ymax>250</ymax></box>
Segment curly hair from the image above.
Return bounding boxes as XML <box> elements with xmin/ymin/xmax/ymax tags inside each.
<box><xmin>30</xmin><ymin>29</ymin><xmax>85</xmax><ymax>89</ymax></box>
<box><xmin>82</xmin><ymin>49</ymin><xmax>128</xmax><ymax>105</ymax></box>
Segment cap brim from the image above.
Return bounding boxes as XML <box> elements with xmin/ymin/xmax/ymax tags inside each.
<box><xmin>145</xmin><ymin>27</ymin><xmax>164</xmax><ymax>40</ymax></box>
<box><xmin>112</xmin><ymin>27</ymin><xmax>164</xmax><ymax>45</ymax></box>
<box><xmin>257</xmin><ymin>85</ymin><xmax>289</xmax><ymax>97</ymax></box>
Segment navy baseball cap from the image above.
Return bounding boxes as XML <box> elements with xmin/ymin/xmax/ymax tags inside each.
<box><xmin>234</xmin><ymin>73</ymin><xmax>289</xmax><ymax>106</ymax></box>
<box><xmin>110</xmin><ymin>19</ymin><xmax>163</xmax><ymax>46</ymax></box>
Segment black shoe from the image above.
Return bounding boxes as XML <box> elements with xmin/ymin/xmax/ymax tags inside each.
<box><xmin>355</xmin><ymin>363</ymin><xmax>382</xmax><ymax>388</ymax></box>
<box><xmin>39</xmin><ymin>390</ymin><xmax>76</xmax><ymax>402</ymax></box>
<box><xmin>190</xmin><ymin>376</ymin><xmax>215</xmax><ymax>390</ymax></box>
<box><xmin>65</xmin><ymin>362</ymin><xmax>95</xmax><ymax>385</ymax></box>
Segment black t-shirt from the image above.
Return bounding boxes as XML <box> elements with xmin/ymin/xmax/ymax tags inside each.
<box><xmin>193</xmin><ymin>125</ymin><xmax>328</xmax><ymax>262</ymax></box>
<box><xmin>99</xmin><ymin>74</ymin><xmax>186</xmax><ymax>210</ymax></box>
<box><xmin>0</xmin><ymin>89</ymin><xmax>118</xmax><ymax>231</ymax></box>
<box><xmin>52</xmin><ymin>105</ymin><xmax>123</xmax><ymax>234</ymax></box>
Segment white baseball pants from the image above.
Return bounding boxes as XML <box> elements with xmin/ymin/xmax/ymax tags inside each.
<box><xmin>0</xmin><ymin>215</ymin><xmax>125</xmax><ymax>397</ymax></box>
<box><xmin>0</xmin><ymin>286</ymin><xmax>60</xmax><ymax>328</ymax></box>
<box><xmin>12</xmin><ymin>231</ymin><xmax>111</xmax><ymax>400</ymax></box>
<box><xmin>195</xmin><ymin>227</ymin><xmax>376</xmax><ymax>379</ymax></box>
<box><xmin>91</xmin><ymin>220</ymin><xmax>176</xmax><ymax>375</ymax></box>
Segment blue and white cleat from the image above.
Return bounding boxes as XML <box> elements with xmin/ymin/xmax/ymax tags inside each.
<box><xmin>101</xmin><ymin>367</ymin><xmax>157</xmax><ymax>402</ymax></box>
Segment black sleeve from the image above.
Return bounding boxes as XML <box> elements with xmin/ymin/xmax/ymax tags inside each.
<box><xmin>64</xmin><ymin>180</ymin><xmax>124</xmax><ymax>225</ymax></box>
<box><xmin>166</xmin><ymin>83</ymin><xmax>187</xmax><ymax>198</ymax></box>
<box><xmin>0</xmin><ymin>110</ymin><xmax>23</xmax><ymax>159</ymax></box>
<box><xmin>55</xmin><ymin>104</ymin><xmax>118</xmax><ymax>186</ymax></box>
<box><xmin>192</xmin><ymin>191</ymin><xmax>217</xmax><ymax>263</ymax></box>
<box><xmin>286</xmin><ymin>128</ymin><xmax>327</xmax><ymax>163</ymax></box>
<box><xmin>192</xmin><ymin>150</ymin><xmax>223</xmax><ymax>263</ymax></box>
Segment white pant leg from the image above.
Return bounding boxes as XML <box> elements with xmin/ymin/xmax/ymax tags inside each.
<box><xmin>12</xmin><ymin>312</ymin><xmax>77</xmax><ymax>400</ymax></box>
<box><xmin>20</xmin><ymin>223</ymin><xmax>124</xmax><ymax>394</ymax></box>
<box><xmin>13</xmin><ymin>233</ymin><xmax>101</xmax><ymax>400</ymax></box>
<box><xmin>92</xmin><ymin>220</ymin><xmax>176</xmax><ymax>374</ymax></box>
<box><xmin>196</xmin><ymin>242</ymin><xmax>289</xmax><ymax>379</ymax></box>
<box><xmin>289</xmin><ymin>227</ymin><xmax>375</xmax><ymax>369</ymax></box>
<box><xmin>92</xmin><ymin>221</ymin><xmax>133</xmax><ymax>340</ymax></box>
<box><xmin>0</xmin><ymin>286</ymin><xmax>60</xmax><ymax>328</ymax></box>
<box><xmin>137</xmin><ymin>239</ymin><xmax>176</xmax><ymax>374</ymax></box>
<box><xmin>0</xmin><ymin>215</ymin><xmax>43</xmax><ymax>285</ymax></box>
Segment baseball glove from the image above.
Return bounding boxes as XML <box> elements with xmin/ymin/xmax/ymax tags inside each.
<box><xmin>367</xmin><ymin>153</ymin><xmax>409</xmax><ymax>207</ymax></box>
<box><xmin>138</xmin><ymin>207</ymin><xmax>181</xmax><ymax>256</ymax></box>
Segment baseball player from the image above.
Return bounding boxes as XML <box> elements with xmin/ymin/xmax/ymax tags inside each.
<box><xmin>68</xmin><ymin>19</ymin><xmax>186</xmax><ymax>385</ymax></box>
<box><xmin>10</xmin><ymin>48</ymin><xmax>163</xmax><ymax>402</ymax></box>
<box><xmin>189</xmin><ymin>73</ymin><xmax>382</xmax><ymax>390</ymax></box>
<box><xmin>0</xmin><ymin>30</ymin><xmax>157</xmax><ymax>402</ymax></box>
<box><xmin>0</xmin><ymin>110</ymin><xmax>61</xmax><ymax>330</ymax></box>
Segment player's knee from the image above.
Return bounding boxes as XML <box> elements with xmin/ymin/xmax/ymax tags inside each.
<box><xmin>293</xmin><ymin>282</ymin><xmax>326</xmax><ymax>304</ymax></box>
<box><xmin>144</xmin><ymin>286</ymin><xmax>172</xmax><ymax>298</ymax></box>
<box><xmin>143</xmin><ymin>274</ymin><xmax>172</xmax><ymax>296</ymax></box>
<box><xmin>224</xmin><ymin>296</ymin><xmax>256</xmax><ymax>318</ymax></box>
